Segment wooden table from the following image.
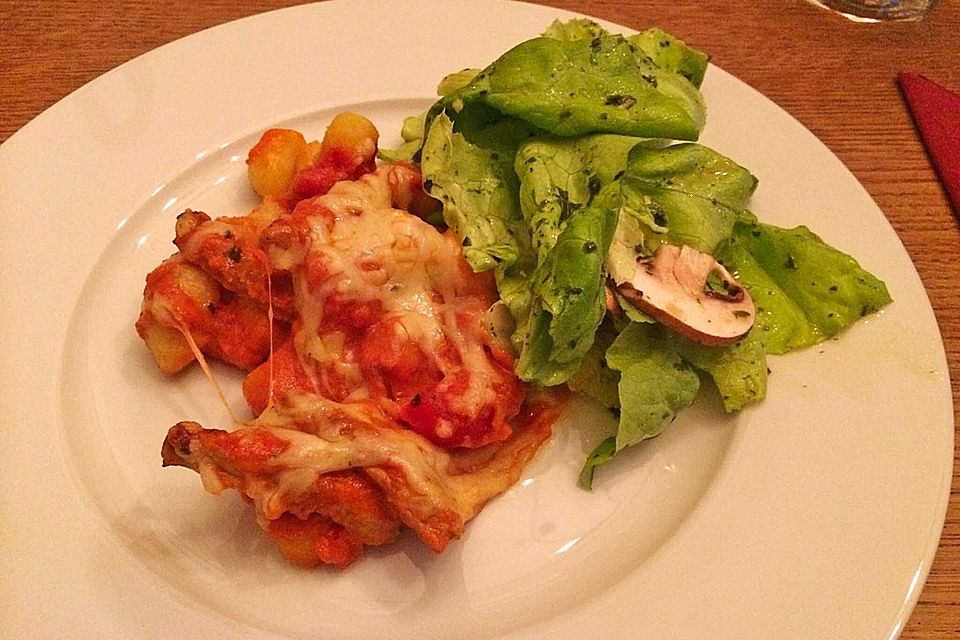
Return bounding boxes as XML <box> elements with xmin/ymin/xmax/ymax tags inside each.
<box><xmin>3</xmin><ymin>1</ymin><xmax>957</xmax><ymax>636</ymax></box>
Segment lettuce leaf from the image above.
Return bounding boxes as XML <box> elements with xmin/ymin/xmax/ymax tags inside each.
<box><xmin>567</xmin><ymin>321</ymin><xmax>621</xmax><ymax>409</ymax></box>
<box><xmin>720</xmin><ymin>222</ymin><xmax>892</xmax><ymax>353</ymax></box>
<box><xmin>420</xmin><ymin>112</ymin><xmax>533</xmax><ymax>272</ymax></box>
<box><xmin>606</xmin><ymin>323</ymin><xmax>700</xmax><ymax>450</ymax></box>
<box><xmin>543</xmin><ymin>19</ymin><xmax>709</xmax><ymax>88</ymax></box>
<box><xmin>628</xmin><ymin>28</ymin><xmax>710</xmax><ymax>88</ymax></box>
<box><xmin>542</xmin><ymin>18</ymin><xmax>609</xmax><ymax>42</ymax></box>
<box><xmin>575</xmin><ymin>321</ymin><xmax>764</xmax><ymax>488</ymax></box>
<box><xmin>428</xmin><ymin>32</ymin><xmax>706</xmax><ymax>142</ymax></box>
<box><xmin>716</xmin><ymin>236</ymin><xmax>817</xmax><ymax>354</ymax></box>
<box><xmin>516</xmin><ymin>183</ymin><xmax>620</xmax><ymax>384</ymax></box>
<box><xmin>606</xmin><ymin>142</ymin><xmax>757</xmax><ymax>288</ymax></box>
<box><xmin>420</xmin><ymin>112</ymin><xmax>541</xmax><ymax>340</ymax></box>
<box><xmin>578</xmin><ymin>436</ymin><xmax>617</xmax><ymax>490</ymax></box>
<box><xmin>619</xmin><ymin>143</ymin><xmax>758</xmax><ymax>255</ymax></box>
<box><xmin>510</xmin><ymin>133</ymin><xmax>644</xmax><ymax>384</ymax></box>
<box><xmin>577</xmin><ymin>323</ymin><xmax>700</xmax><ymax>489</ymax></box>
<box><xmin>437</xmin><ymin>68</ymin><xmax>482</xmax><ymax>97</ymax></box>
<box><xmin>378</xmin><ymin>113</ymin><xmax>426</xmax><ymax>163</ymax></box>
<box><xmin>516</xmin><ymin>134</ymin><xmax>640</xmax><ymax>258</ymax></box>
<box><xmin>669</xmin><ymin>329</ymin><xmax>767</xmax><ymax>412</ymax></box>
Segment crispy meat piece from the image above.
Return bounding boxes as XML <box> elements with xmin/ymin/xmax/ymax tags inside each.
<box><xmin>162</xmin><ymin>390</ymin><xmax>565</xmax><ymax>565</ymax></box>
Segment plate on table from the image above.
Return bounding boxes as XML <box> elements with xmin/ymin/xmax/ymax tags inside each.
<box><xmin>0</xmin><ymin>1</ymin><xmax>951</xmax><ymax>638</ymax></box>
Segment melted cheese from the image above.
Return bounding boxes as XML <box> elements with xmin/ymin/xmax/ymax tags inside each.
<box><xmin>260</xmin><ymin>416</ymin><xmax>464</xmax><ymax>517</ymax></box>
<box><xmin>240</xmin><ymin>393</ymin><xmax>549</xmax><ymax>525</ymax></box>
<box><xmin>286</xmin><ymin>167</ymin><xmax>500</xmax><ymax>429</ymax></box>
<box><xmin>148</xmin><ymin>292</ymin><xmax>240</xmax><ymax>425</ymax></box>
<box><xmin>156</xmin><ymin>157</ymin><xmax>558</xmax><ymax>562</ymax></box>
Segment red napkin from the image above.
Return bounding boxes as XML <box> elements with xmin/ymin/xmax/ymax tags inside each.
<box><xmin>898</xmin><ymin>72</ymin><xmax>960</xmax><ymax>216</ymax></box>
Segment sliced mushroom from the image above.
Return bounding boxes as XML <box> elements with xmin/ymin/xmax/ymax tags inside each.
<box><xmin>617</xmin><ymin>244</ymin><xmax>755</xmax><ymax>346</ymax></box>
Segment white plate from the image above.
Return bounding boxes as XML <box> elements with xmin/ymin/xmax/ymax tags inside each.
<box><xmin>0</xmin><ymin>1</ymin><xmax>952</xmax><ymax>638</ymax></box>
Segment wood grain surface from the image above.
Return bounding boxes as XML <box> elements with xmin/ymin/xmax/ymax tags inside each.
<box><xmin>2</xmin><ymin>0</ymin><xmax>957</xmax><ymax>636</ymax></box>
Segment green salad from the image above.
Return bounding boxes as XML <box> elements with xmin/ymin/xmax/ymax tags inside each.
<box><xmin>383</xmin><ymin>18</ymin><xmax>891</xmax><ymax>488</ymax></box>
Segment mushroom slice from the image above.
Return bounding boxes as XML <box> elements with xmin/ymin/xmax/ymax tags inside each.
<box><xmin>617</xmin><ymin>244</ymin><xmax>755</xmax><ymax>346</ymax></box>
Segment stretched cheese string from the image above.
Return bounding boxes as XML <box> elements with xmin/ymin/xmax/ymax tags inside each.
<box><xmin>178</xmin><ymin>323</ymin><xmax>240</xmax><ymax>425</ymax></box>
<box><xmin>266</xmin><ymin>269</ymin><xmax>276</xmax><ymax>411</ymax></box>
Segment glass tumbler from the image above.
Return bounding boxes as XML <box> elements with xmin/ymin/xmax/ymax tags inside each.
<box><xmin>805</xmin><ymin>0</ymin><xmax>936</xmax><ymax>21</ymax></box>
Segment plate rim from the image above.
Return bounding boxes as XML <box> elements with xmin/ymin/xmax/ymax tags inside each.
<box><xmin>0</xmin><ymin>1</ymin><xmax>952</xmax><ymax>638</ymax></box>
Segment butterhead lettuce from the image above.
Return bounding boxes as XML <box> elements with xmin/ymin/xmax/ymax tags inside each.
<box><xmin>403</xmin><ymin>19</ymin><xmax>890</xmax><ymax>489</ymax></box>
<box><xmin>719</xmin><ymin>221</ymin><xmax>892</xmax><ymax>353</ymax></box>
<box><xmin>425</xmin><ymin>30</ymin><xmax>707</xmax><ymax>142</ymax></box>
